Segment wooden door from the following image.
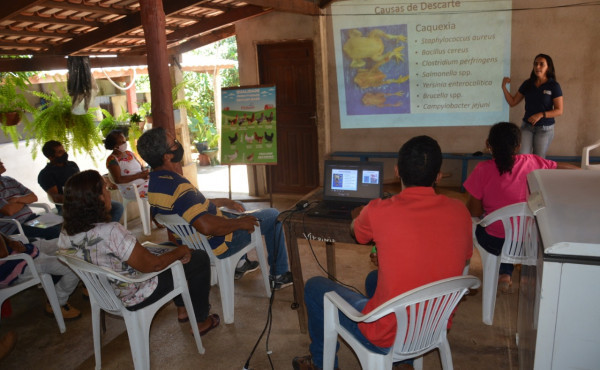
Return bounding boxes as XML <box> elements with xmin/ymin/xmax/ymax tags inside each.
<box><xmin>258</xmin><ymin>41</ymin><xmax>319</xmax><ymax>194</ymax></box>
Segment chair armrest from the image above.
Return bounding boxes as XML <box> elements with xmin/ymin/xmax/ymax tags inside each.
<box><xmin>0</xmin><ymin>218</ymin><xmax>27</xmax><ymax>242</ymax></box>
<box><xmin>30</xmin><ymin>203</ymin><xmax>52</xmax><ymax>213</ymax></box>
<box><xmin>1</xmin><ymin>253</ymin><xmax>40</xmax><ymax>280</ymax></box>
<box><xmin>477</xmin><ymin>202</ymin><xmax>530</xmax><ymax>227</ymax></box>
<box><xmin>324</xmin><ymin>291</ymin><xmax>370</xmax><ymax>322</ymax></box>
<box><xmin>58</xmin><ymin>253</ymin><xmax>181</xmax><ymax>284</ymax></box>
<box><xmin>1</xmin><ymin>252</ymin><xmax>35</xmax><ymax>264</ymax></box>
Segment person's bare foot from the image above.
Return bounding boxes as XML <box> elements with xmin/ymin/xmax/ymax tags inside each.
<box><xmin>177</xmin><ymin>306</ymin><xmax>188</xmax><ymax>323</ymax></box>
<box><xmin>0</xmin><ymin>331</ymin><xmax>17</xmax><ymax>361</ymax></box>
<box><xmin>498</xmin><ymin>273</ymin><xmax>512</xmax><ymax>294</ymax></box>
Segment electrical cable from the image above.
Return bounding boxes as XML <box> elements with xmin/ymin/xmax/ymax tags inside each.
<box><xmin>243</xmin><ymin>206</ymin><xmax>300</xmax><ymax>369</ymax></box>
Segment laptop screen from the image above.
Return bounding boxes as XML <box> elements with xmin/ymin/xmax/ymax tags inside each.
<box><xmin>322</xmin><ymin>160</ymin><xmax>384</xmax><ymax>203</ymax></box>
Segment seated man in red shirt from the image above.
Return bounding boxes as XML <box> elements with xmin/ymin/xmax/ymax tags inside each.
<box><xmin>292</xmin><ymin>136</ymin><xmax>473</xmax><ymax>370</ymax></box>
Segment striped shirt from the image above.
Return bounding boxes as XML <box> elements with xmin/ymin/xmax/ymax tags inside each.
<box><xmin>0</xmin><ymin>176</ymin><xmax>34</xmax><ymax>234</ymax></box>
<box><xmin>148</xmin><ymin>170</ymin><xmax>232</xmax><ymax>256</ymax></box>
<box><xmin>0</xmin><ymin>242</ymin><xmax>39</xmax><ymax>288</ymax></box>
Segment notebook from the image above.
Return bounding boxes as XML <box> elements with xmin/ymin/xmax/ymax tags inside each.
<box><xmin>306</xmin><ymin>160</ymin><xmax>384</xmax><ymax>219</ymax></box>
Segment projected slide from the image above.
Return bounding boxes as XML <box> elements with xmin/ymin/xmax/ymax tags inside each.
<box><xmin>331</xmin><ymin>169</ymin><xmax>359</xmax><ymax>191</ymax></box>
<box><xmin>332</xmin><ymin>0</ymin><xmax>512</xmax><ymax>128</ymax></box>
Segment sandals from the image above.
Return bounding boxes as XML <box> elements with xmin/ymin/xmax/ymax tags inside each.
<box><xmin>198</xmin><ymin>314</ymin><xmax>220</xmax><ymax>336</ymax></box>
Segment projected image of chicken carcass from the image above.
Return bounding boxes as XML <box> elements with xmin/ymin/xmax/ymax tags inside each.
<box><xmin>341</xmin><ymin>25</ymin><xmax>410</xmax><ymax>115</ymax></box>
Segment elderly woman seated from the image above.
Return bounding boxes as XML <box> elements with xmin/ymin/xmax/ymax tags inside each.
<box><xmin>104</xmin><ymin>130</ymin><xmax>149</xmax><ymax>198</ymax></box>
<box><xmin>57</xmin><ymin>170</ymin><xmax>220</xmax><ymax>335</ymax></box>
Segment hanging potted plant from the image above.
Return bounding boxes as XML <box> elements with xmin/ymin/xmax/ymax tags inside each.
<box><xmin>0</xmin><ymin>73</ymin><xmax>36</xmax><ymax>145</ymax></box>
<box><xmin>28</xmin><ymin>89</ymin><xmax>101</xmax><ymax>158</ymax></box>
<box><xmin>98</xmin><ymin>108</ymin><xmax>143</xmax><ymax>150</ymax></box>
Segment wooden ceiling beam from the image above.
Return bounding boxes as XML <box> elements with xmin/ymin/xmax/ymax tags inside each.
<box><xmin>45</xmin><ymin>0</ymin><xmax>207</xmax><ymax>56</ymax></box>
<box><xmin>10</xmin><ymin>15</ymin><xmax>106</xmax><ymax>28</ymax></box>
<box><xmin>167</xmin><ymin>24</ymin><xmax>235</xmax><ymax>56</ymax></box>
<box><xmin>0</xmin><ymin>1</ymin><xmax>45</xmax><ymax>22</ymax></box>
<box><xmin>0</xmin><ymin>27</ymin><xmax>78</xmax><ymax>39</ymax></box>
<box><xmin>243</xmin><ymin>0</ymin><xmax>320</xmax><ymax>15</ymax></box>
<box><xmin>166</xmin><ymin>5</ymin><xmax>269</xmax><ymax>43</ymax></box>
<box><xmin>41</xmin><ymin>1</ymin><xmax>132</xmax><ymax>16</ymax></box>
<box><xmin>0</xmin><ymin>55</ymin><xmax>149</xmax><ymax>73</ymax></box>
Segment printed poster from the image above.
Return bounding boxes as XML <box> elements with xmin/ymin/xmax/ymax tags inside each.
<box><xmin>220</xmin><ymin>85</ymin><xmax>277</xmax><ymax>165</ymax></box>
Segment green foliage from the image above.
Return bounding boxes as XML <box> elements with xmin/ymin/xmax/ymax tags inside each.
<box><xmin>0</xmin><ymin>73</ymin><xmax>36</xmax><ymax>145</ymax></box>
<box><xmin>28</xmin><ymin>90</ymin><xmax>101</xmax><ymax>158</ymax></box>
<box><xmin>98</xmin><ymin>108</ymin><xmax>142</xmax><ymax>150</ymax></box>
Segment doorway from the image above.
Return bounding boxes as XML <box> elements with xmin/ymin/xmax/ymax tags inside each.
<box><xmin>257</xmin><ymin>41</ymin><xmax>319</xmax><ymax>194</ymax></box>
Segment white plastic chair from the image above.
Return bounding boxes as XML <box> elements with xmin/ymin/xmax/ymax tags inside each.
<box><xmin>154</xmin><ymin>213</ymin><xmax>271</xmax><ymax>324</ymax></box>
<box><xmin>323</xmin><ymin>275</ymin><xmax>480</xmax><ymax>370</ymax></box>
<box><xmin>0</xmin><ymin>252</ymin><xmax>66</xmax><ymax>333</ymax></box>
<box><xmin>0</xmin><ymin>203</ymin><xmax>56</xmax><ymax>243</ymax></box>
<box><xmin>581</xmin><ymin>140</ymin><xmax>600</xmax><ymax>170</ymax></box>
<box><xmin>57</xmin><ymin>254</ymin><xmax>204</xmax><ymax>370</ymax></box>
<box><xmin>107</xmin><ymin>173</ymin><xmax>151</xmax><ymax>236</ymax></box>
<box><xmin>473</xmin><ymin>202</ymin><xmax>538</xmax><ymax>325</ymax></box>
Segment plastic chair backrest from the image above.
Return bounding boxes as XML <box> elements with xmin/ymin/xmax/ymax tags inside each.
<box><xmin>323</xmin><ymin>275</ymin><xmax>480</xmax><ymax>370</ymax></box>
<box><xmin>369</xmin><ymin>276</ymin><xmax>479</xmax><ymax>358</ymax></box>
<box><xmin>106</xmin><ymin>172</ymin><xmax>151</xmax><ymax>236</ymax></box>
<box><xmin>479</xmin><ymin>202</ymin><xmax>538</xmax><ymax>265</ymax></box>
<box><xmin>581</xmin><ymin>140</ymin><xmax>600</xmax><ymax>170</ymax></box>
<box><xmin>57</xmin><ymin>253</ymin><xmax>205</xmax><ymax>369</ymax></box>
<box><xmin>154</xmin><ymin>213</ymin><xmax>213</xmax><ymax>257</ymax></box>
<box><xmin>58</xmin><ymin>253</ymin><xmax>135</xmax><ymax>313</ymax></box>
<box><xmin>154</xmin><ymin>212</ymin><xmax>271</xmax><ymax>324</ymax></box>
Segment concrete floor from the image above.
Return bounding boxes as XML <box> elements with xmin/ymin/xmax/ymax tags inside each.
<box><xmin>0</xmin><ymin>186</ymin><xmax>520</xmax><ymax>369</ymax></box>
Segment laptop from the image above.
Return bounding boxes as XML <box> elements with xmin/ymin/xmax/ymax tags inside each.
<box><xmin>306</xmin><ymin>160</ymin><xmax>384</xmax><ymax>219</ymax></box>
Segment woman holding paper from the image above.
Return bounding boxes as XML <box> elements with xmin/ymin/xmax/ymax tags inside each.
<box><xmin>501</xmin><ymin>53</ymin><xmax>563</xmax><ymax>158</ymax></box>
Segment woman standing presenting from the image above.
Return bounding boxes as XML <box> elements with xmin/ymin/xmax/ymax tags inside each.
<box><xmin>502</xmin><ymin>54</ymin><xmax>563</xmax><ymax>158</ymax></box>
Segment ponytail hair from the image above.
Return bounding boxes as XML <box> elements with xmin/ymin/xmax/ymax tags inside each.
<box><xmin>488</xmin><ymin>122</ymin><xmax>520</xmax><ymax>175</ymax></box>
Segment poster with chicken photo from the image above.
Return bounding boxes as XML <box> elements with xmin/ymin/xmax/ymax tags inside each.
<box><xmin>220</xmin><ymin>85</ymin><xmax>277</xmax><ymax>165</ymax></box>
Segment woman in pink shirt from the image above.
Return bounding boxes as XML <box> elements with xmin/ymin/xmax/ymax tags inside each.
<box><xmin>464</xmin><ymin>122</ymin><xmax>577</xmax><ymax>291</ymax></box>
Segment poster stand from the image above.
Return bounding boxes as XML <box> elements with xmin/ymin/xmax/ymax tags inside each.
<box><xmin>227</xmin><ymin>164</ymin><xmax>273</xmax><ymax>208</ymax></box>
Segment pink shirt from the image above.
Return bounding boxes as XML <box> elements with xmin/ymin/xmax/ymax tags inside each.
<box><xmin>463</xmin><ymin>154</ymin><xmax>557</xmax><ymax>237</ymax></box>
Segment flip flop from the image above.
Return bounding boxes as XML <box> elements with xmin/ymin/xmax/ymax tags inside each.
<box><xmin>178</xmin><ymin>316</ymin><xmax>189</xmax><ymax>323</ymax></box>
<box><xmin>198</xmin><ymin>314</ymin><xmax>220</xmax><ymax>336</ymax></box>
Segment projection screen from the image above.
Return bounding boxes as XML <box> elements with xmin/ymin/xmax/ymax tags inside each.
<box><xmin>332</xmin><ymin>0</ymin><xmax>512</xmax><ymax>128</ymax></box>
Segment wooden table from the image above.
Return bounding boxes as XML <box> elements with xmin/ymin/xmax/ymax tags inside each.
<box><xmin>278</xmin><ymin>187</ymin><xmax>360</xmax><ymax>333</ymax></box>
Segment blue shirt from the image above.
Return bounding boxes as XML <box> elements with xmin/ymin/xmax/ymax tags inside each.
<box><xmin>518</xmin><ymin>78</ymin><xmax>562</xmax><ymax>126</ymax></box>
<box><xmin>147</xmin><ymin>170</ymin><xmax>232</xmax><ymax>255</ymax></box>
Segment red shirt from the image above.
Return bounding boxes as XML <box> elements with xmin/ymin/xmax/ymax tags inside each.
<box><xmin>353</xmin><ymin>187</ymin><xmax>473</xmax><ymax>347</ymax></box>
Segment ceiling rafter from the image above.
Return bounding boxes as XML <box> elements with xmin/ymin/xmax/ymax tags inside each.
<box><xmin>168</xmin><ymin>24</ymin><xmax>235</xmax><ymax>56</ymax></box>
<box><xmin>46</xmin><ymin>0</ymin><xmax>215</xmax><ymax>55</ymax></box>
<box><xmin>40</xmin><ymin>1</ymin><xmax>132</xmax><ymax>16</ymax></box>
<box><xmin>0</xmin><ymin>0</ymin><xmax>45</xmax><ymax>22</ymax></box>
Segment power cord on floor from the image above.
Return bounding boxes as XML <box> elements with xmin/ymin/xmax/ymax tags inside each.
<box><xmin>243</xmin><ymin>207</ymin><xmax>301</xmax><ymax>370</ymax></box>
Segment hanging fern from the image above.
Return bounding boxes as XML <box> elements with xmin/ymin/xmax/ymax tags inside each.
<box><xmin>27</xmin><ymin>90</ymin><xmax>102</xmax><ymax>158</ymax></box>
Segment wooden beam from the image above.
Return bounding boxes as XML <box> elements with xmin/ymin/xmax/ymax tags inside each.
<box><xmin>0</xmin><ymin>55</ymin><xmax>148</xmax><ymax>72</ymax></box>
<box><xmin>168</xmin><ymin>25</ymin><xmax>235</xmax><ymax>56</ymax></box>
<box><xmin>0</xmin><ymin>0</ymin><xmax>44</xmax><ymax>22</ymax></box>
<box><xmin>243</xmin><ymin>0</ymin><xmax>320</xmax><ymax>15</ymax></box>
<box><xmin>45</xmin><ymin>0</ymin><xmax>206</xmax><ymax>56</ymax></box>
<box><xmin>0</xmin><ymin>27</ymin><xmax>78</xmax><ymax>39</ymax></box>
<box><xmin>140</xmin><ymin>0</ymin><xmax>176</xmax><ymax>143</ymax></box>
<box><xmin>46</xmin><ymin>2</ymin><xmax>131</xmax><ymax>16</ymax></box>
<box><xmin>166</xmin><ymin>5</ymin><xmax>269</xmax><ymax>43</ymax></box>
<box><xmin>10</xmin><ymin>15</ymin><xmax>106</xmax><ymax>28</ymax></box>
